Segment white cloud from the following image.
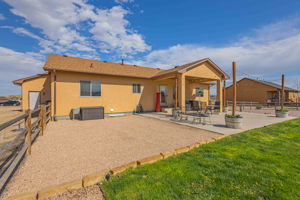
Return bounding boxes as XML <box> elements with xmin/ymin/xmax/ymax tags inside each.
<box><xmin>115</xmin><ymin>0</ymin><xmax>134</xmax><ymax>4</ymax></box>
<box><xmin>0</xmin><ymin>13</ymin><xmax>5</xmax><ymax>20</ymax></box>
<box><xmin>3</xmin><ymin>0</ymin><xmax>149</xmax><ymax>56</ymax></box>
<box><xmin>0</xmin><ymin>47</ymin><xmax>44</xmax><ymax>82</ymax></box>
<box><xmin>133</xmin><ymin>18</ymin><xmax>300</xmax><ymax>79</ymax></box>
<box><xmin>90</xmin><ymin>6</ymin><xmax>150</xmax><ymax>55</ymax></box>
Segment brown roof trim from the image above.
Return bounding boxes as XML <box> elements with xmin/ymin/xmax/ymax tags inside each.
<box><xmin>48</xmin><ymin>69</ymin><xmax>155</xmax><ymax>79</ymax></box>
<box><xmin>13</xmin><ymin>73</ymin><xmax>48</xmax><ymax>85</ymax></box>
<box><xmin>152</xmin><ymin>58</ymin><xmax>229</xmax><ymax>79</ymax></box>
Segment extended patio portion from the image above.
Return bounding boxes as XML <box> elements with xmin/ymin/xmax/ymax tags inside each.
<box><xmin>140</xmin><ymin>111</ymin><xmax>296</xmax><ymax>135</ymax></box>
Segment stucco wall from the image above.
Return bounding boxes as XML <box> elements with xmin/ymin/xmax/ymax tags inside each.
<box><xmin>54</xmin><ymin>71</ymin><xmax>158</xmax><ymax>117</ymax></box>
<box><xmin>186</xmin><ymin>81</ymin><xmax>209</xmax><ymax>102</ymax></box>
<box><xmin>184</xmin><ymin>62</ymin><xmax>222</xmax><ymax>80</ymax></box>
<box><xmin>51</xmin><ymin>72</ymin><xmax>211</xmax><ymax>117</ymax></box>
<box><xmin>21</xmin><ymin>75</ymin><xmax>51</xmax><ymax>110</ymax></box>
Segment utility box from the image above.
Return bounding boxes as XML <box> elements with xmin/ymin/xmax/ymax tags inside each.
<box><xmin>80</xmin><ymin>106</ymin><xmax>104</xmax><ymax>120</ymax></box>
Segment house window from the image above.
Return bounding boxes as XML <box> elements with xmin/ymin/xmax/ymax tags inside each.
<box><xmin>80</xmin><ymin>81</ymin><xmax>101</xmax><ymax>96</ymax></box>
<box><xmin>195</xmin><ymin>87</ymin><xmax>204</xmax><ymax>97</ymax></box>
<box><xmin>133</xmin><ymin>84</ymin><xmax>141</xmax><ymax>93</ymax></box>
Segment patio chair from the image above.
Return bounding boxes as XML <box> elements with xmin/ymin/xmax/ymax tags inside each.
<box><xmin>172</xmin><ymin>109</ymin><xmax>181</xmax><ymax>121</ymax></box>
<box><xmin>199</xmin><ymin>113</ymin><xmax>212</xmax><ymax>125</ymax></box>
<box><xmin>206</xmin><ymin>101</ymin><xmax>220</xmax><ymax>114</ymax></box>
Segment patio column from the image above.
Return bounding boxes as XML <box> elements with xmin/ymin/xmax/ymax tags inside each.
<box><xmin>179</xmin><ymin>74</ymin><xmax>186</xmax><ymax>113</ymax></box>
<box><xmin>217</xmin><ymin>80</ymin><xmax>223</xmax><ymax>112</ymax></box>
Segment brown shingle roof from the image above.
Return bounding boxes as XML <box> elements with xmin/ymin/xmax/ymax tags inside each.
<box><xmin>13</xmin><ymin>73</ymin><xmax>48</xmax><ymax>85</ymax></box>
<box><xmin>228</xmin><ymin>78</ymin><xmax>299</xmax><ymax>92</ymax></box>
<box><xmin>42</xmin><ymin>54</ymin><xmax>228</xmax><ymax>80</ymax></box>
<box><xmin>43</xmin><ymin>54</ymin><xmax>163</xmax><ymax>79</ymax></box>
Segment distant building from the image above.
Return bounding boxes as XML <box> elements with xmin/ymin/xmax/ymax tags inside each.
<box><xmin>226</xmin><ymin>78</ymin><xmax>299</xmax><ymax>104</ymax></box>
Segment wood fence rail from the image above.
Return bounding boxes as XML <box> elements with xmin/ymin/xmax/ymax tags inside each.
<box><xmin>0</xmin><ymin>103</ymin><xmax>51</xmax><ymax>195</ymax></box>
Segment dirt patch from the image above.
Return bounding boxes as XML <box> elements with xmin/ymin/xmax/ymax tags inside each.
<box><xmin>45</xmin><ymin>185</ymin><xmax>105</xmax><ymax>200</ymax></box>
<box><xmin>0</xmin><ymin>106</ymin><xmax>23</xmax><ymax>124</ymax></box>
<box><xmin>1</xmin><ymin>115</ymin><xmax>218</xmax><ymax>199</ymax></box>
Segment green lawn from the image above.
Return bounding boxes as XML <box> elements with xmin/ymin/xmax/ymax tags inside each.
<box><xmin>101</xmin><ymin>118</ymin><xmax>300</xmax><ymax>200</ymax></box>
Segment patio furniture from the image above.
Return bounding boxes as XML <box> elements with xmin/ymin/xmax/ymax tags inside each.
<box><xmin>185</xmin><ymin>101</ymin><xmax>192</xmax><ymax>111</ymax></box>
<box><xmin>192</xmin><ymin>115</ymin><xmax>202</xmax><ymax>124</ymax></box>
<box><xmin>80</xmin><ymin>106</ymin><xmax>104</xmax><ymax>120</ymax></box>
<box><xmin>191</xmin><ymin>101</ymin><xmax>201</xmax><ymax>112</ymax></box>
<box><xmin>205</xmin><ymin>101</ymin><xmax>220</xmax><ymax>114</ymax></box>
<box><xmin>179</xmin><ymin>113</ymin><xmax>189</xmax><ymax>121</ymax></box>
<box><xmin>172</xmin><ymin>109</ymin><xmax>181</xmax><ymax>121</ymax></box>
<box><xmin>199</xmin><ymin>113</ymin><xmax>212</xmax><ymax>125</ymax></box>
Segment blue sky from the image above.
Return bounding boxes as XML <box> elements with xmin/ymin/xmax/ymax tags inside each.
<box><xmin>1</xmin><ymin>0</ymin><xmax>300</xmax><ymax>95</ymax></box>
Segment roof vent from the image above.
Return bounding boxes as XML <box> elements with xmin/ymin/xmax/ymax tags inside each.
<box><xmin>89</xmin><ymin>63</ymin><xmax>94</xmax><ymax>68</ymax></box>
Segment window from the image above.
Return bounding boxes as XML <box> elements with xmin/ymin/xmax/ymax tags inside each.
<box><xmin>80</xmin><ymin>81</ymin><xmax>101</xmax><ymax>96</ymax></box>
<box><xmin>195</xmin><ymin>87</ymin><xmax>204</xmax><ymax>97</ymax></box>
<box><xmin>133</xmin><ymin>84</ymin><xmax>141</xmax><ymax>93</ymax></box>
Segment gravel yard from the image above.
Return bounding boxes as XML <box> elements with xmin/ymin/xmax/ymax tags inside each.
<box><xmin>1</xmin><ymin>115</ymin><xmax>218</xmax><ymax>199</ymax></box>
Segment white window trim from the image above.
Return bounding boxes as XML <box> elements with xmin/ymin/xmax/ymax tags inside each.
<box><xmin>80</xmin><ymin>80</ymin><xmax>102</xmax><ymax>97</ymax></box>
<box><xmin>133</xmin><ymin>83</ymin><xmax>141</xmax><ymax>94</ymax></box>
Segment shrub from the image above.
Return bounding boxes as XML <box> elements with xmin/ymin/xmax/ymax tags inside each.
<box><xmin>276</xmin><ymin>109</ymin><xmax>289</xmax><ymax>112</ymax></box>
<box><xmin>225</xmin><ymin>114</ymin><xmax>243</xmax><ymax>118</ymax></box>
<box><xmin>256</xmin><ymin>105</ymin><xmax>263</xmax><ymax>109</ymax></box>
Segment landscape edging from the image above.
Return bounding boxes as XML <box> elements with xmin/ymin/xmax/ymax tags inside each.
<box><xmin>5</xmin><ymin>135</ymin><xmax>226</xmax><ymax>200</ymax></box>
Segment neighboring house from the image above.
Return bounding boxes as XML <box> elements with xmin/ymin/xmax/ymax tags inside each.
<box><xmin>13</xmin><ymin>54</ymin><xmax>228</xmax><ymax>120</ymax></box>
<box><xmin>226</xmin><ymin>78</ymin><xmax>299</xmax><ymax>104</ymax></box>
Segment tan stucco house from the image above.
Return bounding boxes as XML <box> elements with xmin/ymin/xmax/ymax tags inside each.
<box><xmin>226</xmin><ymin>78</ymin><xmax>299</xmax><ymax>104</ymax></box>
<box><xmin>13</xmin><ymin>54</ymin><xmax>228</xmax><ymax>120</ymax></box>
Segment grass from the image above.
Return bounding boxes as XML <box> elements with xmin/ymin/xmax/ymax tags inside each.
<box><xmin>101</xmin><ymin>118</ymin><xmax>300</xmax><ymax>200</ymax></box>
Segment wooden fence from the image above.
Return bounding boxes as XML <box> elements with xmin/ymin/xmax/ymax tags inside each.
<box><xmin>0</xmin><ymin>103</ymin><xmax>51</xmax><ymax>194</ymax></box>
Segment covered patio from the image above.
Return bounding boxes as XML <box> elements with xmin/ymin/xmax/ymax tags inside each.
<box><xmin>153</xmin><ymin>58</ymin><xmax>229</xmax><ymax>113</ymax></box>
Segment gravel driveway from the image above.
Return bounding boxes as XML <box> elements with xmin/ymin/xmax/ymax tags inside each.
<box><xmin>1</xmin><ymin>115</ymin><xmax>218</xmax><ymax>199</ymax></box>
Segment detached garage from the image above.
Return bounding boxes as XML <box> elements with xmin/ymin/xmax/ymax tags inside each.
<box><xmin>13</xmin><ymin>73</ymin><xmax>51</xmax><ymax>111</ymax></box>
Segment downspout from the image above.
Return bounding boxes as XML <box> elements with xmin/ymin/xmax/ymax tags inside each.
<box><xmin>54</xmin><ymin>70</ymin><xmax>57</xmax><ymax>121</ymax></box>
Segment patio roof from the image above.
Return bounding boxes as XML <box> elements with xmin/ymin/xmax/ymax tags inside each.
<box><xmin>152</xmin><ymin>58</ymin><xmax>230</xmax><ymax>80</ymax></box>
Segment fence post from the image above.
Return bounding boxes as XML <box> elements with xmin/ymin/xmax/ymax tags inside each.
<box><xmin>39</xmin><ymin>105</ymin><xmax>45</xmax><ymax>136</ymax></box>
<box><xmin>25</xmin><ymin>110</ymin><xmax>32</xmax><ymax>155</ymax></box>
<box><xmin>49</xmin><ymin>102</ymin><xmax>53</xmax><ymax>121</ymax></box>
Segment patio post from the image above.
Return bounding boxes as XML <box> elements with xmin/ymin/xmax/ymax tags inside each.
<box><xmin>175</xmin><ymin>77</ymin><xmax>178</xmax><ymax>108</ymax></box>
<box><xmin>281</xmin><ymin>74</ymin><xmax>284</xmax><ymax>110</ymax></box>
<box><xmin>179</xmin><ymin>74</ymin><xmax>186</xmax><ymax>113</ymax></box>
<box><xmin>217</xmin><ymin>80</ymin><xmax>223</xmax><ymax>112</ymax></box>
<box><xmin>232</xmin><ymin>62</ymin><xmax>237</xmax><ymax>116</ymax></box>
<box><xmin>223</xmin><ymin>80</ymin><xmax>226</xmax><ymax>107</ymax></box>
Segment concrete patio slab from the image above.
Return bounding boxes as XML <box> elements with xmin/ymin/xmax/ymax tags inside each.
<box><xmin>140</xmin><ymin>112</ymin><xmax>296</xmax><ymax>135</ymax></box>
